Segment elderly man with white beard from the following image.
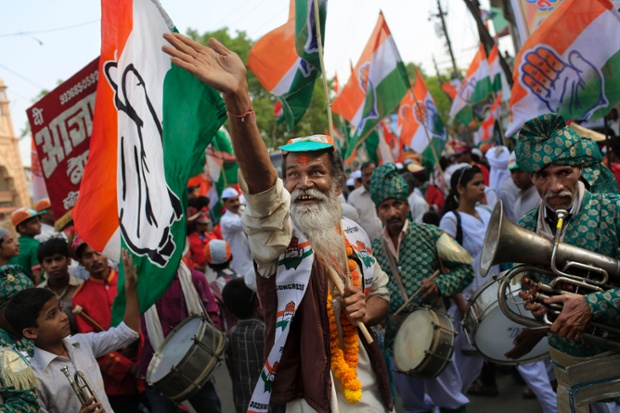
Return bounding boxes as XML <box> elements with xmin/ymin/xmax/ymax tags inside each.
<box><xmin>162</xmin><ymin>34</ymin><xmax>394</xmax><ymax>413</ymax></box>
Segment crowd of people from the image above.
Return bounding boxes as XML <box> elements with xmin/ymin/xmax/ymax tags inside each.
<box><xmin>1</xmin><ymin>31</ymin><xmax>620</xmax><ymax>413</ymax></box>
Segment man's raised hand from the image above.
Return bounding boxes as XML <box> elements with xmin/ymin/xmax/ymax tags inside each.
<box><xmin>162</xmin><ymin>33</ymin><xmax>247</xmax><ymax>97</ymax></box>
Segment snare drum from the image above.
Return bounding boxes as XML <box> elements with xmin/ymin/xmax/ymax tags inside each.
<box><xmin>393</xmin><ymin>307</ymin><xmax>456</xmax><ymax>379</ymax></box>
<box><xmin>463</xmin><ymin>277</ymin><xmax>548</xmax><ymax>365</ymax></box>
<box><xmin>146</xmin><ymin>316</ymin><xmax>226</xmax><ymax>402</ymax></box>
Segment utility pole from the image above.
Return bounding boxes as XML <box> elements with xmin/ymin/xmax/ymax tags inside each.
<box><xmin>432</xmin><ymin>55</ymin><xmax>444</xmax><ymax>83</ymax></box>
<box><xmin>431</xmin><ymin>0</ymin><xmax>460</xmax><ymax>79</ymax></box>
<box><xmin>463</xmin><ymin>0</ymin><xmax>514</xmax><ymax>87</ymax></box>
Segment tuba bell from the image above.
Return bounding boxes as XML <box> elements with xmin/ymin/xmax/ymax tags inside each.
<box><xmin>480</xmin><ymin>201</ymin><xmax>620</xmax><ymax>351</ymax></box>
<box><xmin>480</xmin><ymin>201</ymin><xmax>620</xmax><ymax>286</ymax></box>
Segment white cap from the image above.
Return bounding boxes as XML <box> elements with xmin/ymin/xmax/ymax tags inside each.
<box><xmin>221</xmin><ymin>187</ymin><xmax>240</xmax><ymax>199</ymax></box>
<box><xmin>346</xmin><ymin>178</ymin><xmax>355</xmax><ymax>187</ymax></box>
<box><xmin>351</xmin><ymin>170</ymin><xmax>362</xmax><ymax>180</ymax></box>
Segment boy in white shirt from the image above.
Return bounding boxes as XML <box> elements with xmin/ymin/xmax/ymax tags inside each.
<box><xmin>5</xmin><ymin>250</ymin><xmax>140</xmax><ymax>413</ymax></box>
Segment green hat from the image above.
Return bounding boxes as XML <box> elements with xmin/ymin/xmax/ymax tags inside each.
<box><xmin>515</xmin><ymin>113</ymin><xmax>583</xmax><ymax>174</ymax></box>
<box><xmin>580</xmin><ymin>137</ymin><xmax>619</xmax><ymax>194</ymax></box>
<box><xmin>369</xmin><ymin>163</ymin><xmax>409</xmax><ymax>207</ymax></box>
<box><xmin>0</xmin><ymin>266</ymin><xmax>33</xmax><ymax>308</ymax></box>
<box><xmin>279</xmin><ymin>134</ymin><xmax>334</xmax><ymax>153</ymax></box>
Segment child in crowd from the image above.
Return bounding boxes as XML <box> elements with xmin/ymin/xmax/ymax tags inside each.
<box><xmin>222</xmin><ymin>278</ymin><xmax>265</xmax><ymax>413</ymax></box>
<box><xmin>5</xmin><ymin>250</ymin><xmax>140</xmax><ymax>413</ymax></box>
<box><xmin>36</xmin><ymin>238</ymin><xmax>83</xmax><ymax>334</ymax></box>
<box><xmin>0</xmin><ymin>228</ymin><xmax>38</xmax><ymax>412</ymax></box>
<box><xmin>206</xmin><ymin>239</ymin><xmax>241</xmax><ymax>332</ymax></box>
<box><xmin>9</xmin><ymin>208</ymin><xmax>42</xmax><ymax>284</ymax></box>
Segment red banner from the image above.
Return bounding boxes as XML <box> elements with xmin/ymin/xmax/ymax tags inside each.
<box><xmin>26</xmin><ymin>58</ymin><xmax>99</xmax><ymax>224</ymax></box>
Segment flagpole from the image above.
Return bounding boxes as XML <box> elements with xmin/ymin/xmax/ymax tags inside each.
<box><xmin>492</xmin><ymin>91</ymin><xmax>508</xmax><ymax>147</ymax></box>
<box><xmin>313</xmin><ymin>0</ymin><xmax>334</xmax><ymax>139</ymax></box>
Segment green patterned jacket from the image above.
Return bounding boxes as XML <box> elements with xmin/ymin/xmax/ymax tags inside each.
<box><xmin>0</xmin><ymin>329</ymin><xmax>38</xmax><ymax>413</ymax></box>
<box><xmin>519</xmin><ymin>191</ymin><xmax>620</xmax><ymax>357</ymax></box>
<box><xmin>372</xmin><ymin>221</ymin><xmax>474</xmax><ymax>352</ymax></box>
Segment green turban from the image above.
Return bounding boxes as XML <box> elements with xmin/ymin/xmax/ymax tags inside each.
<box><xmin>515</xmin><ymin>113</ymin><xmax>583</xmax><ymax>173</ymax></box>
<box><xmin>580</xmin><ymin>137</ymin><xmax>619</xmax><ymax>194</ymax></box>
<box><xmin>369</xmin><ymin>163</ymin><xmax>409</xmax><ymax>207</ymax></box>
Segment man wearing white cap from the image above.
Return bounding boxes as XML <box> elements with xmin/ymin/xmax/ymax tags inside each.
<box><xmin>162</xmin><ymin>33</ymin><xmax>393</xmax><ymax>413</ymax></box>
<box><xmin>508</xmin><ymin>151</ymin><xmax>541</xmax><ymax>221</ymax></box>
<box><xmin>220</xmin><ymin>187</ymin><xmax>254</xmax><ymax>285</ymax></box>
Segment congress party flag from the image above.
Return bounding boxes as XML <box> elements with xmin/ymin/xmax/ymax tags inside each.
<box><xmin>449</xmin><ymin>44</ymin><xmax>493</xmax><ymax>125</ymax></box>
<box><xmin>247</xmin><ymin>0</ymin><xmax>326</xmax><ymax>130</ymax></box>
<box><xmin>397</xmin><ymin>68</ymin><xmax>446</xmax><ymax>166</ymax></box>
<box><xmin>474</xmin><ymin>92</ymin><xmax>502</xmax><ymax>145</ymax></box>
<box><xmin>332</xmin><ymin>12</ymin><xmax>409</xmax><ymax>163</ymax></box>
<box><xmin>507</xmin><ymin>0</ymin><xmax>620</xmax><ymax>136</ymax></box>
<box><xmin>488</xmin><ymin>44</ymin><xmax>502</xmax><ymax>93</ymax></box>
<box><xmin>73</xmin><ymin>0</ymin><xmax>226</xmax><ymax>322</ymax></box>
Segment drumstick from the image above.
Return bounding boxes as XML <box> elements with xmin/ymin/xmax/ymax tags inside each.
<box><xmin>393</xmin><ymin>270</ymin><xmax>441</xmax><ymax>317</ymax></box>
<box><xmin>72</xmin><ymin>305</ymin><xmax>106</xmax><ymax>332</ymax></box>
<box><xmin>326</xmin><ymin>266</ymin><xmax>374</xmax><ymax>344</ymax></box>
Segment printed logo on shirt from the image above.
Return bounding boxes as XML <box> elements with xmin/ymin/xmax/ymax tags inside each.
<box><xmin>260</xmin><ymin>360</ymin><xmax>280</xmax><ymax>393</ymax></box>
<box><xmin>278</xmin><ymin>237</ymin><xmax>312</xmax><ymax>270</ymax></box>
<box><xmin>276</xmin><ymin>301</ymin><xmax>296</xmax><ymax>332</ymax></box>
<box><xmin>352</xmin><ymin>240</ymin><xmax>373</xmax><ymax>268</ymax></box>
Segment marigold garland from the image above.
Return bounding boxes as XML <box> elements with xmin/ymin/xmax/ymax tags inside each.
<box><xmin>326</xmin><ymin>236</ymin><xmax>363</xmax><ymax>404</ymax></box>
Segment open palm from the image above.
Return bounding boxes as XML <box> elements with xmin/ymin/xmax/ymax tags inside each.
<box><xmin>162</xmin><ymin>33</ymin><xmax>247</xmax><ymax>96</ymax></box>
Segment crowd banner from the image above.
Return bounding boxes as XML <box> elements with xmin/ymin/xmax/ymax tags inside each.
<box><xmin>26</xmin><ymin>57</ymin><xmax>99</xmax><ymax>230</ymax></box>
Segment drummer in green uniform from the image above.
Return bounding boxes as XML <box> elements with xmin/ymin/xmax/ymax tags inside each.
<box><xmin>369</xmin><ymin>163</ymin><xmax>474</xmax><ymax>413</ymax></box>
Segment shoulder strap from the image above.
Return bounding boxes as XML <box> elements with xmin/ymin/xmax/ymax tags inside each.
<box><xmin>454</xmin><ymin>211</ymin><xmax>463</xmax><ymax>245</ymax></box>
<box><xmin>380</xmin><ymin>238</ymin><xmax>410</xmax><ymax>303</ymax></box>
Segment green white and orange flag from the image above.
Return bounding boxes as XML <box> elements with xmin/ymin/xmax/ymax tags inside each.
<box><xmin>332</xmin><ymin>12</ymin><xmax>409</xmax><ymax>163</ymax></box>
<box><xmin>506</xmin><ymin>0</ymin><xmax>620</xmax><ymax>136</ymax></box>
<box><xmin>397</xmin><ymin>68</ymin><xmax>446</xmax><ymax>167</ymax></box>
<box><xmin>247</xmin><ymin>0</ymin><xmax>326</xmax><ymax>131</ymax></box>
<box><xmin>449</xmin><ymin>44</ymin><xmax>493</xmax><ymax>125</ymax></box>
<box><xmin>474</xmin><ymin>92</ymin><xmax>502</xmax><ymax>145</ymax></box>
<box><xmin>73</xmin><ymin>0</ymin><xmax>226</xmax><ymax>322</ymax></box>
<box><xmin>488</xmin><ymin>44</ymin><xmax>502</xmax><ymax>93</ymax></box>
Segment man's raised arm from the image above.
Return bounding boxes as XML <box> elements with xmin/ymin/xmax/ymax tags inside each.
<box><xmin>162</xmin><ymin>33</ymin><xmax>277</xmax><ymax>194</ymax></box>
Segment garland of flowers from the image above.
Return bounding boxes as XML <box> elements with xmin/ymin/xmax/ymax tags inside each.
<box><xmin>326</xmin><ymin>237</ymin><xmax>363</xmax><ymax>403</ymax></box>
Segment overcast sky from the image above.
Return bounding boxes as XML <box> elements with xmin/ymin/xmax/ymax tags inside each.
<box><xmin>1</xmin><ymin>0</ymin><xmax>497</xmax><ymax>166</ymax></box>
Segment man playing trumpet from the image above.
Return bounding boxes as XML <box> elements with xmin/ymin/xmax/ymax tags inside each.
<box><xmin>514</xmin><ymin>113</ymin><xmax>620</xmax><ymax>413</ymax></box>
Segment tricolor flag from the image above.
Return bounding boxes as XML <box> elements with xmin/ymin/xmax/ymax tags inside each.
<box><xmin>488</xmin><ymin>44</ymin><xmax>502</xmax><ymax>93</ymax></box>
<box><xmin>247</xmin><ymin>0</ymin><xmax>326</xmax><ymax>130</ymax></box>
<box><xmin>441</xmin><ymin>78</ymin><xmax>461</xmax><ymax>102</ymax></box>
<box><xmin>474</xmin><ymin>92</ymin><xmax>502</xmax><ymax>145</ymax></box>
<box><xmin>449</xmin><ymin>44</ymin><xmax>493</xmax><ymax>125</ymax></box>
<box><xmin>273</xmin><ymin>100</ymin><xmax>285</xmax><ymax>125</ymax></box>
<box><xmin>397</xmin><ymin>68</ymin><xmax>446</xmax><ymax>167</ymax></box>
<box><xmin>331</xmin><ymin>12</ymin><xmax>409</xmax><ymax>163</ymax></box>
<box><xmin>206</xmin><ymin>128</ymin><xmax>239</xmax><ymax>222</ymax></box>
<box><xmin>506</xmin><ymin>0</ymin><xmax>620</xmax><ymax>136</ymax></box>
<box><xmin>73</xmin><ymin>0</ymin><xmax>226</xmax><ymax>322</ymax></box>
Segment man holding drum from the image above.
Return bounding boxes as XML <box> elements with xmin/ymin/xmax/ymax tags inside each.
<box><xmin>515</xmin><ymin>113</ymin><xmax>620</xmax><ymax>413</ymax></box>
<box><xmin>162</xmin><ymin>33</ymin><xmax>394</xmax><ymax>412</ymax></box>
<box><xmin>369</xmin><ymin>163</ymin><xmax>474</xmax><ymax>413</ymax></box>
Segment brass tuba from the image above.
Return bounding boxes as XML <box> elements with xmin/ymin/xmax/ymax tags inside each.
<box><xmin>61</xmin><ymin>366</ymin><xmax>107</xmax><ymax>412</ymax></box>
<box><xmin>480</xmin><ymin>201</ymin><xmax>620</xmax><ymax>350</ymax></box>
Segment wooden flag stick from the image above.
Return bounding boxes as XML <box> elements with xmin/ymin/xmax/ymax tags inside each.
<box><xmin>313</xmin><ymin>0</ymin><xmax>334</xmax><ymax>139</ymax></box>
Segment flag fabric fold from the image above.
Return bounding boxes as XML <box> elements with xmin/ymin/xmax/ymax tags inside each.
<box><xmin>73</xmin><ymin>0</ymin><xmax>226</xmax><ymax>323</ymax></box>
<box><xmin>331</xmin><ymin>12</ymin><xmax>409</xmax><ymax>163</ymax></box>
<box><xmin>247</xmin><ymin>0</ymin><xmax>326</xmax><ymax>130</ymax></box>
<box><xmin>449</xmin><ymin>44</ymin><xmax>493</xmax><ymax>125</ymax></box>
<box><xmin>507</xmin><ymin>0</ymin><xmax>620</xmax><ymax>136</ymax></box>
<box><xmin>397</xmin><ymin>68</ymin><xmax>446</xmax><ymax>167</ymax></box>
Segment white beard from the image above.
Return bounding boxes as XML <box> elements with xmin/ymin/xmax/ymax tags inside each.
<box><xmin>291</xmin><ymin>186</ymin><xmax>345</xmax><ymax>272</ymax></box>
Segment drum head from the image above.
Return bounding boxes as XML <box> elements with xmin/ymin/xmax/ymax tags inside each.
<box><xmin>394</xmin><ymin>309</ymin><xmax>433</xmax><ymax>372</ymax></box>
<box><xmin>472</xmin><ymin>282</ymin><xmax>548</xmax><ymax>364</ymax></box>
<box><xmin>148</xmin><ymin>317</ymin><xmax>203</xmax><ymax>383</ymax></box>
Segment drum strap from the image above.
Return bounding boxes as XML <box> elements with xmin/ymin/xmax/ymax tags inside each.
<box><xmin>381</xmin><ymin>239</ymin><xmax>410</xmax><ymax>304</ymax></box>
<box><xmin>144</xmin><ymin>261</ymin><xmax>210</xmax><ymax>350</ymax></box>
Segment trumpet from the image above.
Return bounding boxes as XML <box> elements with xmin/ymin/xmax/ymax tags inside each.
<box><xmin>481</xmin><ymin>201</ymin><xmax>620</xmax><ymax>351</ymax></box>
<box><xmin>61</xmin><ymin>366</ymin><xmax>106</xmax><ymax>412</ymax></box>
